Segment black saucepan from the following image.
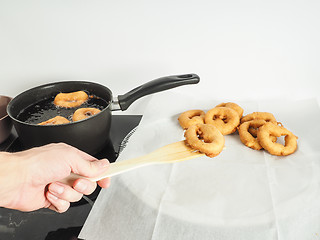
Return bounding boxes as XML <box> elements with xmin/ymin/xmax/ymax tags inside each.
<box><xmin>7</xmin><ymin>74</ymin><xmax>199</xmax><ymax>155</ymax></box>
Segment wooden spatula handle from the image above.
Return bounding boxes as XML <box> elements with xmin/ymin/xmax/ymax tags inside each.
<box><xmin>59</xmin><ymin>141</ymin><xmax>204</xmax><ymax>186</ymax></box>
<box><xmin>59</xmin><ymin>155</ymin><xmax>152</xmax><ymax>185</ymax></box>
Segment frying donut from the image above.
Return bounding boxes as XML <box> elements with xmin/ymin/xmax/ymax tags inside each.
<box><xmin>238</xmin><ymin>119</ymin><xmax>267</xmax><ymax>150</ymax></box>
<box><xmin>184</xmin><ymin>123</ymin><xmax>225</xmax><ymax>157</ymax></box>
<box><xmin>178</xmin><ymin>109</ymin><xmax>205</xmax><ymax>129</ymax></box>
<box><xmin>54</xmin><ymin>91</ymin><xmax>89</xmax><ymax>108</ymax></box>
<box><xmin>38</xmin><ymin>116</ymin><xmax>70</xmax><ymax>125</ymax></box>
<box><xmin>204</xmin><ymin>107</ymin><xmax>240</xmax><ymax>135</ymax></box>
<box><xmin>216</xmin><ymin>102</ymin><xmax>244</xmax><ymax>118</ymax></box>
<box><xmin>72</xmin><ymin>107</ymin><xmax>101</xmax><ymax>121</ymax></box>
<box><xmin>257</xmin><ymin>122</ymin><xmax>298</xmax><ymax>156</ymax></box>
<box><xmin>241</xmin><ymin>112</ymin><xmax>277</xmax><ymax>124</ymax></box>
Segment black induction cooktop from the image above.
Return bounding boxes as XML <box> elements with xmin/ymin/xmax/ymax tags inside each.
<box><xmin>0</xmin><ymin>115</ymin><xmax>142</xmax><ymax>240</ymax></box>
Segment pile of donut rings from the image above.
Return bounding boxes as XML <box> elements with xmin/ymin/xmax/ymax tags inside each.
<box><xmin>178</xmin><ymin>102</ymin><xmax>298</xmax><ymax>157</ymax></box>
<box><xmin>38</xmin><ymin>91</ymin><xmax>101</xmax><ymax>125</ymax></box>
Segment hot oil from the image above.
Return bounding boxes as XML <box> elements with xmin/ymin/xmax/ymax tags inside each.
<box><xmin>17</xmin><ymin>94</ymin><xmax>109</xmax><ymax>125</ymax></box>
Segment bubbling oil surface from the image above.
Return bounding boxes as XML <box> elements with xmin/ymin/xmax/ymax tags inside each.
<box><xmin>17</xmin><ymin>94</ymin><xmax>109</xmax><ymax>125</ymax></box>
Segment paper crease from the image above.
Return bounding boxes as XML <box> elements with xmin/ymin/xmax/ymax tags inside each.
<box><xmin>258</xmin><ymin>100</ymin><xmax>280</xmax><ymax>240</ymax></box>
<box><xmin>150</xmin><ymin>163</ymin><xmax>177</xmax><ymax>240</ymax></box>
<box><xmin>263</xmin><ymin>151</ymin><xmax>280</xmax><ymax>240</ymax></box>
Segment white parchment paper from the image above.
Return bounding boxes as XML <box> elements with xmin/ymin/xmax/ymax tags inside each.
<box><xmin>79</xmin><ymin>91</ymin><xmax>320</xmax><ymax>240</ymax></box>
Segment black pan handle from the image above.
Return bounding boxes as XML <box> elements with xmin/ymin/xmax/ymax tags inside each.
<box><xmin>112</xmin><ymin>73</ymin><xmax>200</xmax><ymax>111</ymax></box>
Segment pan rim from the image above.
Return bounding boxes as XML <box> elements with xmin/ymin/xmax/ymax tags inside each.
<box><xmin>7</xmin><ymin>80</ymin><xmax>112</xmax><ymax>127</ymax></box>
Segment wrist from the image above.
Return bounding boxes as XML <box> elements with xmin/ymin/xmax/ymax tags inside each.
<box><xmin>0</xmin><ymin>152</ymin><xmax>26</xmax><ymax>209</ymax></box>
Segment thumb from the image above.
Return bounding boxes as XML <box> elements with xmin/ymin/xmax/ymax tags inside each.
<box><xmin>69</xmin><ymin>158</ymin><xmax>110</xmax><ymax>178</ymax></box>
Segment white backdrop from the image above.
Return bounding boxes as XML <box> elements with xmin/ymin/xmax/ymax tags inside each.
<box><xmin>1</xmin><ymin>0</ymin><xmax>319</xmax><ymax>114</ymax></box>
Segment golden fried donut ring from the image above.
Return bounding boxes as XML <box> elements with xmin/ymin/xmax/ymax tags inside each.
<box><xmin>72</xmin><ymin>107</ymin><xmax>101</xmax><ymax>122</ymax></box>
<box><xmin>38</xmin><ymin>116</ymin><xmax>70</xmax><ymax>125</ymax></box>
<box><xmin>257</xmin><ymin>122</ymin><xmax>298</xmax><ymax>156</ymax></box>
<box><xmin>178</xmin><ymin>109</ymin><xmax>205</xmax><ymax>129</ymax></box>
<box><xmin>242</xmin><ymin>111</ymin><xmax>277</xmax><ymax>140</ymax></box>
<box><xmin>243</xmin><ymin>121</ymin><xmax>277</xmax><ymax>141</ymax></box>
<box><xmin>184</xmin><ymin>123</ymin><xmax>225</xmax><ymax>157</ymax></box>
<box><xmin>248</xmin><ymin>127</ymin><xmax>258</xmax><ymax>137</ymax></box>
<box><xmin>247</xmin><ymin>125</ymin><xmax>277</xmax><ymax>143</ymax></box>
<box><xmin>216</xmin><ymin>102</ymin><xmax>244</xmax><ymax>118</ymax></box>
<box><xmin>239</xmin><ymin>119</ymin><xmax>267</xmax><ymax>150</ymax></box>
<box><xmin>54</xmin><ymin>91</ymin><xmax>89</xmax><ymax>108</ymax></box>
<box><xmin>240</xmin><ymin>112</ymin><xmax>277</xmax><ymax>124</ymax></box>
<box><xmin>204</xmin><ymin>107</ymin><xmax>240</xmax><ymax>135</ymax></box>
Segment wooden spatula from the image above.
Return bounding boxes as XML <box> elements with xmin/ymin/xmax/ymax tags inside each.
<box><xmin>60</xmin><ymin>141</ymin><xmax>204</xmax><ymax>185</ymax></box>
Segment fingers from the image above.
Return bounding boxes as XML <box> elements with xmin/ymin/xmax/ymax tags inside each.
<box><xmin>49</xmin><ymin>143</ymin><xmax>110</xmax><ymax>181</ymax></box>
<box><xmin>97</xmin><ymin>177</ymin><xmax>111</xmax><ymax>189</ymax></box>
<box><xmin>47</xmin><ymin>179</ymin><xmax>100</xmax><ymax>213</ymax></box>
<box><xmin>46</xmin><ymin>192</ymin><xmax>70</xmax><ymax>213</ymax></box>
<box><xmin>73</xmin><ymin>178</ymin><xmax>97</xmax><ymax>195</ymax></box>
<box><xmin>68</xmin><ymin>157</ymin><xmax>110</xmax><ymax>178</ymax></box>
<box><xmin>47</xmin><ymin>178</ymin><xmax>111</xmax><ymax>213</ymax></box>
<box><xmin>48</xmin><ymin>182</ymin><xmax>83</xmax><ymax>202</ymax></box>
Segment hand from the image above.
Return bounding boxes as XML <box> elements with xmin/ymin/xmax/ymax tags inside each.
<box><xmin>0</xmin><ymin>143</ymin><xmax>111</xmax><ymax>213</ymax></box>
